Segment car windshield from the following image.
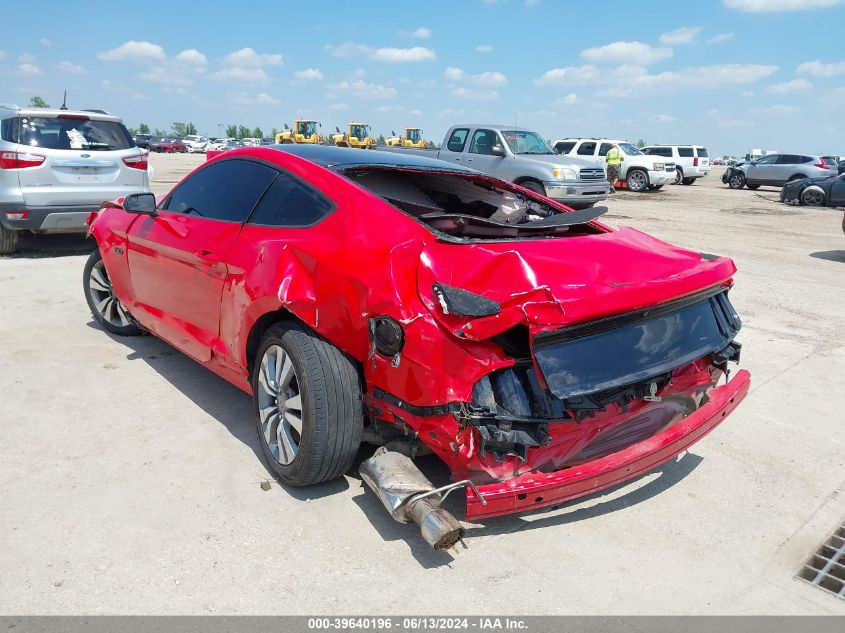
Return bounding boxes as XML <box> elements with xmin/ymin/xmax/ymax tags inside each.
<box><xmin>17</xmin><ymin>116</ymin><xmax>134</xmax><ymax>151</ymax></box>
<box><xmin>619</xmin><ymin>142</ymin><xmax>643</xmax><ymax>155</ymax></box>
<box><xmin>501</xmin><ymin>130</ymin><xmax>555</xmax><ymax>155</ymax></box>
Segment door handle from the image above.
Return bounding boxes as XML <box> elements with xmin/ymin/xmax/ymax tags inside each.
<box><xmin>465</xmin><ymin>158</ymin><xmax>473</xmax><ymax>162</ymax></box>
<box><xmin>194</xmin><ymin>249</ymin><xmax>222</xmax><ymax>265</ymax></box>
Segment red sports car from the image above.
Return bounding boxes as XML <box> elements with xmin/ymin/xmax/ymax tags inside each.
<box><xmin>150</xmin><ymin>137</ymin><xmax>187</xmax><ymax>153</ymax></box>
<box><xmin>84</xmin><ymin>145</ymin><xmax>749</xmax><ymax>549</ymax></box>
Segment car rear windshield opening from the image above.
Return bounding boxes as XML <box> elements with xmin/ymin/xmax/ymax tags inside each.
<box><xmin>12</xmin><ymin>117</ymin><xmax>135</xmax><ymax>151</ymax></box>
<box><xmin>341</xmin><ymin>167</ymin><xmax>604</xmax><ymax>240</ymax></box>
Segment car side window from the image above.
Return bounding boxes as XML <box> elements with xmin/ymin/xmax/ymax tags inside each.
<box><xmin>598</xmin><ymin>143</ymin><xmax>613</xmax><ymax>156</ymax></box>
<box><xmin>248</xmin><ymin>170</ymin><xmax>334</xmax><ymax>227</ymax></box>
<box><xmin>678</xmin><ymin>147</ymin><xmax>694</xmax><ymax>158</ymax></box>
<box><xmin>446</xmin><ymin>128</ymin><xmax>469</xmax><ymax>153</ymax></box>
<box><xmin>164</xmin><ymin>159</ymin><xmax>278</xmax><ymax>222</ymax></box>
<box><xmin>554</xmin><ymin>141</ymin><xmax>576</xmax><ymax>154</ymax></box>
<box><xmin>577</xmin><ymin>142</ymin><xmax>596</xmax><ymax>155</ymax></box>
<box><xmin>755</xmin><ymin>155</ymin><xmax>778</xmax><ymax>165</ymax></box>
<box><xmin>468</xmin><ymin>129</ymin><xmax>500</xmax><ymax>155</ymax></box>
<box><xmin>777</xmin><ymin>154</ymin><xmax>799</xmax><ymax>164</ymax></box>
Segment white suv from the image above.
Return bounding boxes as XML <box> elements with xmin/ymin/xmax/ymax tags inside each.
<box><xmin>642</xmin><ymin>145</ymin><xmax>710</xmax><ymax>185</ymax></box>
<box><xmin>183</xmin><ymin>135</ymin><xmax>208</xmax><ymax>153</ymax></box>
<box><xmin>0</xmin><ymin>104</ymin><xmax>150</xmax><ymax>254</ymax></box>
<box><xmin>553</xmin><ymin>138</ymin><xmax>675</xmax><ymax>192</ymax></box>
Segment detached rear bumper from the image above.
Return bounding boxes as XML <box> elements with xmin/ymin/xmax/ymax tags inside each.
<box><xmin>465</xmin><ymin>369</ymin><xmax>750</xmax><ymax>520</ymax></box>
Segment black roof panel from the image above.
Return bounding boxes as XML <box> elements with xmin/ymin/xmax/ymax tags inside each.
<box><xmin>268</xmin><ymin>144</ymin><xmax>474</xmax><ymax>173</ymax></box>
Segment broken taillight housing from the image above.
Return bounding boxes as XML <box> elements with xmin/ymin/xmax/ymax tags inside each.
<box><xmin>0</xmin><ymin>151</ymin><xmax>46</xmax><ymax>169</ymax></box>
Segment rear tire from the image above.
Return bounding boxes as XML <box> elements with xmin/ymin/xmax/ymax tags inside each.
<box><xmin>252</xmin><ymin>323</ymin><xmax>363</xmax><ymax>487</ymax></box>
<box><xmin>746</xmin><ymin>184</ymin><xmax>760</xmax><ymax>190</ymax></box>
<box><xmin>83</xmin><ymin>250</ymin><xmax>142</xmax><ymax>336</ymax></box>
<box><xmin>0</xmin><ymin>225</ymin><xmax>19</xmax><ymax>255</ymax></box>
<box><xmin>673</xmin><ymin>168</ymin><xmax>683</xmax><ymax>185</ymax></box>
<box><xmin>682</xmin><ymin>177</ymin><xmax>695</xmax><ymax>185</ymax></box>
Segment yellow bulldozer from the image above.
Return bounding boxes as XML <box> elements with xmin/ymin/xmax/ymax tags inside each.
<box><xmin>386</xmin><ymin>128</ymin><xmax>428</xmax><ymax>149</ymax></box>
<box><xmin>275</xmin><ymin>120</ymin><xmax>325</xmax><ymax>144</ymax></box>
<box><xmin>329</xmin><ymin>122</ymin><xmax>376</xmax><ymax>149</ymax></box>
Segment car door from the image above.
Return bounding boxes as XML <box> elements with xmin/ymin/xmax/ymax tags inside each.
<box><xmin>828</xmin><ymin>174</ymin><xmax>845</xmax><ymax>205</ymax></box>
<box><xmin>438</xmin><ymin>127</ymin><xmax>470</xmax><ymax>164</ymax></box>
<box><xmin>463</xmin><ymin>128</ymin><xmax>507</xmax><ymax>176</ymax></box>
<box><xmin>745</xmin><ymin>154</ymin><xmax>778</xmax><ymax>184</ymax></box>
<box><xmin>774</xmin><ymin>154</ymin><xmax>802</xmax><ymax>185</ymax></box>
<box><xmin>576</xmin><ymin>141</ymin><xmax>601</xmax><ymax>166</ymax></box>
<box><xmin>126</xmin><ymin>158</ymin><xmax>278</xmax><ymax>362</ymax></box>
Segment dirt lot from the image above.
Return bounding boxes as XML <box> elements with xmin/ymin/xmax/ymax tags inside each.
<box><xmin>1</xmin><ymin>153</ymin><xmax>843</xmax><ymax>614</ymax></box>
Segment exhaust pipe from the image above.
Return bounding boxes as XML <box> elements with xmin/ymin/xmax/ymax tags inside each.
<box><xmin>359</xmin><ymin>447</ymin><xmax>485</xmax><ymax>550</ymax></box>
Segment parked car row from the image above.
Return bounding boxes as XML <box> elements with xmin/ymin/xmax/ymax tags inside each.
<box><xmin>132</xmin><ymin>134</ymin><xmax>271</xmax><ymax>154</ymax></box>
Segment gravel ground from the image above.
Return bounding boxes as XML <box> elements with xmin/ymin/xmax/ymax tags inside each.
<box><xmin>1</xmin><ymin>153</ymin><xmax>843</xmax><ymax>615</ymax></box>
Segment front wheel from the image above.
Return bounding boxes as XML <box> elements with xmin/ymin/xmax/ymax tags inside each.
<box><xmin>252</xmin><ymin>323</ymin><xmax>363</xmax><ymax>486</ymax></box>
<box><xmin>83</xmin><ymin>250</ymin><xmax>141</xmax><ymax>335</ymax></box>
<box><xmin>517</xmin><ymin>180</ymin><xmax>546</xmax><ymax>196</ymax></box>
<box><xmin>728</xmin><ymin>172</ymin><xmax>746</xmax><ymax>189</ymax></box>
<box><xmin>626</xmin><ymin>170</ymin><xmax>649</xmax><ymax>192</ymax></box>
<box><xmin>648</xmin><ymin>184</ymin><xmax>664</xmax><ymax>191</ymax></box>
<box><xmin>801</xmin><ymin>186</ymin><xmax>827</xmax><ymax>207</ymax></box>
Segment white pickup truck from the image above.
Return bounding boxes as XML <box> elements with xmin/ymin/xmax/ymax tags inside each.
<box><xmin>386</xmin><ymin>124</ymin><xmax>610</xmax><ymax>209</ymax></box>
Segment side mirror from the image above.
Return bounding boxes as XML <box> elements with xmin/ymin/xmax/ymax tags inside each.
<box><xmin>124</xmin><ymin>192</ymin><xmax>157</xmax><ymax>215</ymax></box>
<box><xmin>491</xmin><ymin>144</ymin><xmax>507</xmax><ymax>157</ymax></box>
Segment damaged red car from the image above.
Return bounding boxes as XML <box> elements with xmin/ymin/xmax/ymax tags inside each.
<box><xmin>84</xmin><ymin>145</ymin><xmax>749</xmax><ymax>550</ymax></box>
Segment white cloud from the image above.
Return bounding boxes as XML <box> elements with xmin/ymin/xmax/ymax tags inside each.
<box><xmin>753</xmin><ymin>104</ymin><xmax>800</xmax><ymax>114</ymax></box>
<box><xmin>324</xmin><ymin>42</ymin><xmax>436</xmax><ymax>63</ymax></box>
<box><xmin>534</xmin><ymin>63</ymin><xmax>777</xmax><ymax>93</ymax></box>
<box><xmin>223</xmin><ymin>47</ymin><xmax>283</xmax><ymax>67</ymax></box>
<box><xmin>400</xmin><ymin>27</ymin><xmax>431</xmax><ymax>38</ymax></box>
<box><xmin>725</xmin><ymin>0</ymin><xmax>844</xmax><ymax>11</ymax></box>
<box><xmin>175</xmin><ymin>49</ymin><xmax>208</xmax><ymax>70</ymax></box>
<box><xmin>376</xmin><ymin>105</ymin><xmax>405</xmax><ymax>113</ymax></box>
<box><xmin>209</xmin><ymin>67</ymin><xmax>270</xmax><ymax>84</ymax></box>
<box><xmin>329</xmin><ymin>103</ymin><xmax>349</xmax><ymax>110</ymax></box>
<box><xmin>653</xmin><ymin>113</ymin><xmax>676</xmax><ymax>123</ymax></box>
<box><xmin>329</xmin><ymin>79</ymin><xmax>397</xmax><ymax>100</ymax></box>
<box><xmin>371</xmin><ymin>46</ymin><xmax>436</xmax><ymax>63</ymax></box>
<box><xmin>476</xmin><ymin>44</ymin><xmax>494</xmax><ymax>53</ymax></box>
<box><xmin>555</xmin><ymin>93</ymin><xmax>578</xmax><ymax>106</ymax></box>
<box><xmin>707</xmin><ymin>32</ymin><xmax>735</xmax><ymax>44</ymax></box>
<box><xmin>581</xmin><ymin>41</ymin><xmax>672</xmax><ymax>65</ymax></box>
<box><xmin>451</xmin><ymin>86</ymin><xmax>498</xmax><ymax>101</ymax></box>
<box><xmin>139</xmin><ymin>68</ymin><xmax>194</xmax><ymax>87</ymax></box>
<box><xmin>98</xmin><ymin>40</ymin><xmax>166</xmax><ymax>63</ymax></box>
<box><xmin>56</xmin><ymin>61</ymin><xmax>86</xmax><ymax>74</ymax></box>
<box><xmin>294</xmin><ymin>68</ymin><xmax>324</xmax><ymax>80</ymax></box>
<box><xmin>18</xmin><ymin>53</ymin><xmax>36</xmax><ymax>64</ymax></box>
<box><xmin>534</xmin><ymin>65</ymin><xmax>600</xmax><ymax>86</ymax></box>
<box><xmin>445</xmin><ymin>68</ymin><xmax>507</xmax><ymax>86</ymax></box>
<box><xmin>18</xmin><ymin>63</ymin><xmax>43</xmax><ymax>76</ymax></box>
<box><xmin>227</xmin><ymin>91</ymin><xmax>279</xmax><ymax>106</ymax></box>
<box><xmin>659</xmin><ymin>26</ymin><xmax>702</xmax><ymax>45</ymax></box>
<box><xmin>797</xmin><ymin>58</ymin><xmax>845</xmax><ymax>76</ymax></box>
<box><xmin>767</xmin><ymin>78</ymin><xmax>812</xmax><ymax>93</ymax></box>
<box><xmin>596</xmin><ymin>86</ymin><xmax>632</xmax><ymax>97</ymax></box>
<box><xmin>408</xmin><ymin>109</ymin><xmax>422</xmax><ymax>116</ymax></box>
<box><xmin>39</xmin><ymin>38</ymin><xmax>52</xmax><ymax>47</ymax></box>
<box><xmin>445</xmin><ymin>67</ymin><xmax>465</xmax><ymax>80</ymax></box>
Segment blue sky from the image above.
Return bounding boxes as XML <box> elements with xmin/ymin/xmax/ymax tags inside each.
<box><xmin>2</xmin><ymin>0</ymin><xmax>843</xmax><ymax>155</ymax></box>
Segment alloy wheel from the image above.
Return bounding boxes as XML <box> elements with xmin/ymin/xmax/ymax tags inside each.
<box><xmin>88</xmin><ymin>260</ymin><xmax>133</xmax><ymax>328</ymax></box>
<box><xmin>256</xmin><ymin>345</ymin><xmax>303</xmax><ymax>465</ymax></box>
<box><xmin>802</xmin><ymin>188</ymin><xmax>825</xmax><ymax>206</ymax></box>
<box><xmin>628</xmin><ymin>171</ymin><xmax>647</xmax><ymax>192</ymax></box>
<box><xmin>730</xmin><ymin>174</ymin><xmax>745</xmax><ymax>188</ymax></box>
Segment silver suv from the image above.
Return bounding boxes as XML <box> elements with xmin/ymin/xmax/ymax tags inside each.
<box><xmin>0</xmin><ymin>104</ymin><xmax>150</xmax><ymax>254</ymax></box>
<box><xmin>730</xmin><ymin>153</ymin><xmax>837</xmax><ymax>190</ymax></box>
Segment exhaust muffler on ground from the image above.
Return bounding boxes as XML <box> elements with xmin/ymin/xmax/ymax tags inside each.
<box><xmin>359</xmin><ymin>447</ymin><xmax>486</xmax><ymax>550</ymax></box>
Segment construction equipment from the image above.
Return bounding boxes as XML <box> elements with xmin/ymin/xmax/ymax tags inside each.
<box><xmin>275</xmin><ymin>120</ymin><xmax>325</xmax><ymax>144</ymax></box>
<box><xmin>329</xmin><ymin>122</ymin><xmax>376</xmax><ymax>149</ymax></box>
<box><xmin>386</xmin><ymin>128</ymin><xmax>428</xmax><ymax>149</ymax></box>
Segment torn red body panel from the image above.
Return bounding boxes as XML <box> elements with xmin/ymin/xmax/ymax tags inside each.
<box><xmin>87</xmin><ymin>145</ymin><xmax>749</xmax><ymax>520</ymax></box>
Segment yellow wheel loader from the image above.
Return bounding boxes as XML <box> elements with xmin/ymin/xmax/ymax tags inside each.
<box><xmin>385</xmin><ymin>128</ymin><xmax>428</xmax><ymax>149</ymax></box>
<box><xmin>275</xmin><ymin>120</ymin><xmax>325</xmax><ymax>144</ymax></box>
<box><xmin>329</xmin><ymin>122</ymin><xmax>376</xmax><ymax>149</ymax></box>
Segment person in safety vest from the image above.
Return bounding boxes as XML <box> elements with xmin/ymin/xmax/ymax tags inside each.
<box><xmin>606</xmin><ymin>143</ymin><xmax>623</xmax><ymax>192</ymax></box>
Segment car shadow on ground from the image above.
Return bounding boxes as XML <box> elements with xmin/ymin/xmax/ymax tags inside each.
<box><xmin>810</xmin><ymin>250</ymin><xmax>845</xmax><ymax>263</ymax></box>
<box><xmin>93</xmin><ymin>321</ymin><xmax>703</xmax><ymax>567</ymax></box>
<box><xmin>3</xmin><ymin>233</ymin><xmax>95</xmax><ymax>258</ymax></box>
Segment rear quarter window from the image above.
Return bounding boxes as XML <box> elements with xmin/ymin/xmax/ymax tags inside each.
<box><xmin>248</xmin><ymin>170</ymin><xmax>335</xmax><ymax>227</ymax></box>
<box><xmin>1</xmin><ymin>117</ymin><xmax>17</xmax><ymax>142</ymax></box>
<box><xmin>678</xmin><ymin>147</ymin><xmax>694</xmax><ymax>158</ymax></box>
<box><xmin>696</xmin><ymin>147</ymin><xmax>708</xmax><ymax>157</ymax></box>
